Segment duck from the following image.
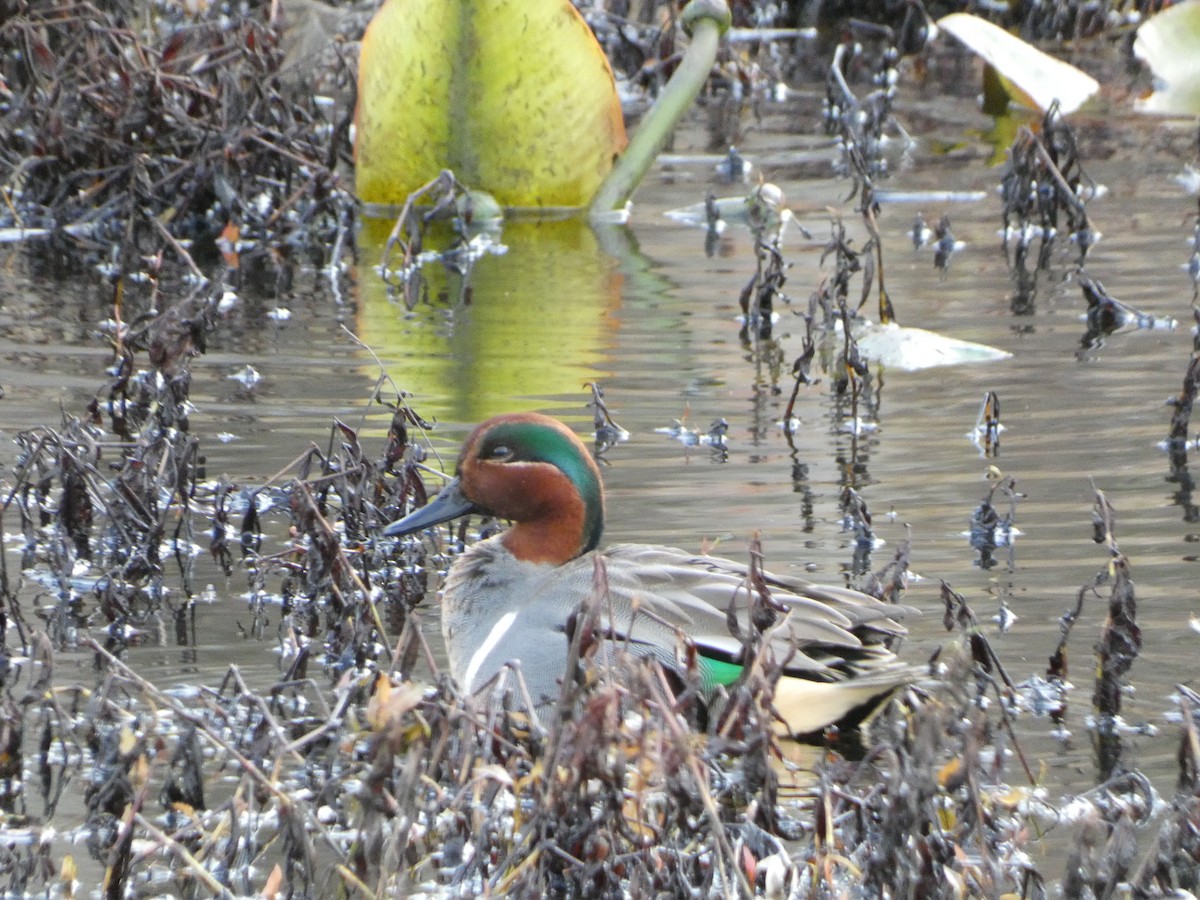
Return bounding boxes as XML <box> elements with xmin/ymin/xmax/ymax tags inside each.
<box><xmin>384</xmin><ymin>412</ymin><xmax>919</xmax><ymax>737</ymax></box>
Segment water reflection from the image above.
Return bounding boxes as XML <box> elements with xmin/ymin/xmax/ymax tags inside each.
<box><xmin>356</xmin><ymin>214</ymin><xmax>625</xmax><ymax>423</ymax></box>
<box><xmin>1168</xmin><ymin>446</ymin><xmax>1200</xmax><ymax>530</ymax></box>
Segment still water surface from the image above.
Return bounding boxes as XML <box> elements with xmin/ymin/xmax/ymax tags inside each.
<box><xmin>3</xmin><ymin>63</ymin><xmax>1200</xmax><ymax>877</ymax></box>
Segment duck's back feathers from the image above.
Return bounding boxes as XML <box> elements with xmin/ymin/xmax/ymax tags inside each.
<box><xmin>598</xmin><ymin>544</ymin><xmax>913</xmax><ymax>685</ymax></box>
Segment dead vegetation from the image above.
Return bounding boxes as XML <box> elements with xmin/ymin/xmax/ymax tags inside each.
<box><xmin>1</xmin><ymin>0</ymin><xmax>357</xmax><ymax>285</ymax></box>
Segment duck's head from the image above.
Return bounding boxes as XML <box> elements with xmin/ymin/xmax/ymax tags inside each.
<box><xmin>384</xmin><ymin>413</ymin><xmax>605</xmax><ymax>564</ymax></box>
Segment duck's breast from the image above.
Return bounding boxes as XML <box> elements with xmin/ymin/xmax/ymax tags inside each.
<box><xmin>440</xmin><ymin>539</ymin><xmax>591</xmax><ymax>702</ymax></box>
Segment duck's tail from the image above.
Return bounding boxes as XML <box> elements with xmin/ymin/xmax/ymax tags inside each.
<box><xmin>772</xmin><ymin>665</ymin><xmax>921</xmax><ymax>738</ymax></box>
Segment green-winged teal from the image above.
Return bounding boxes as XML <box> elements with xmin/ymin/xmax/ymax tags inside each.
<box><xmin>385</xmin><ymin>412</ymin><xmax>918</xmax><ymax>736</ymax></box>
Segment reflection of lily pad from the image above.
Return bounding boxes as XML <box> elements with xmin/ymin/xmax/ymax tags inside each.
<box><xmin>937</xmin><ymin>13</ymin><xmax>1098</xmax><ymax>115</ymax></box>
<box><xmin>357</xmin><ymin>215</ymin><xmax>622</xmax><ymax>422</ymax></box>
<box><xmin>1134</xmin><ymin>0</ymin><xmax>1200</xmax><ymax>116</ymax></box>
<box><xmin>849</xmin><ymin>320</ymin><xmax>1012</xmax><ymax>371</ymax></box>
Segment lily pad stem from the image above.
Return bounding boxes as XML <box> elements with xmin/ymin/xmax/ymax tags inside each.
<box><xmin>589</xmin><ymin>0</ymin><xmax>732</xmax><ymax>217</ymax></box>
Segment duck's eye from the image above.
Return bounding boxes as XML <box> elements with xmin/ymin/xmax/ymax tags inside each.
<box><xmin>488</xmin><ymin>444</ymin><xmax>513</xmax><ymax>461</ymax></box>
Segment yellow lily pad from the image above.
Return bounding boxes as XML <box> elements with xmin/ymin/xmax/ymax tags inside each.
<box><xmin>355</xmin><ymin>0</ymin><xmax>627</xmax><ymax>209</ymax></box>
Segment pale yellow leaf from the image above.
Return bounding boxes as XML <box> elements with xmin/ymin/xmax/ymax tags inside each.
<box><xmin>937</xmin><ymin>13</ymin><xmax>1098</xmax><ymax>114</ymax></box>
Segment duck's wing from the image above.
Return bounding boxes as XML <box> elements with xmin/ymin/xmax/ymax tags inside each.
<box><xmin>598</xmin><ymin>543</ymin><xmax>914</xmax><ymax>683</ymax></box>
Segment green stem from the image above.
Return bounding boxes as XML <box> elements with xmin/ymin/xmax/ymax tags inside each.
<box><xmin>588</xmin><ymin>0</ymin><xmax>731</xmax><ymax>217</ymax></box>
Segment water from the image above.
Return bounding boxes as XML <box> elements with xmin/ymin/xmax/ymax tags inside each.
<box><xmin>3</xmin><ymin>56</ymin><xmax>1200</xmax><ymax>887</ymax></box>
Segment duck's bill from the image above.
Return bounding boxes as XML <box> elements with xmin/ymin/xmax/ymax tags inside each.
<box><xmin>383</xmin><ymin>477</ymin><xmax>478</xmax><ymax>536</ymax></box>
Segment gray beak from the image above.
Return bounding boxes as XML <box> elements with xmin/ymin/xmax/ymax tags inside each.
<box><xmin>383</xmin><ymin>477</ymin><xmax>478</xmax><ymax>537</ymax></box>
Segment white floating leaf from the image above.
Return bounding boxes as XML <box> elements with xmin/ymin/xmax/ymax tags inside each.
<box><xmin>851</xmin><ymin>320</ymin><xmax>1012</xmax><ymax>371</ymax></box>
<box><xmin>664</xmin><ymin>183</ymin><xmax>787</xmax><ymax>230</ymax></box>
<box><xmin>664</xmin><ymin>197</ymin><xmax>744</xmax><ymax>228</ymax></box>
<box><xmin>1133</xmin><ymin>0</ymin><xmax>1200</xmax><ymax>115</ymax></box>
<box><xmin>937</xmin><ymin>13</ymin><xmax>1099</xmax><ymax>114</ymax></box>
